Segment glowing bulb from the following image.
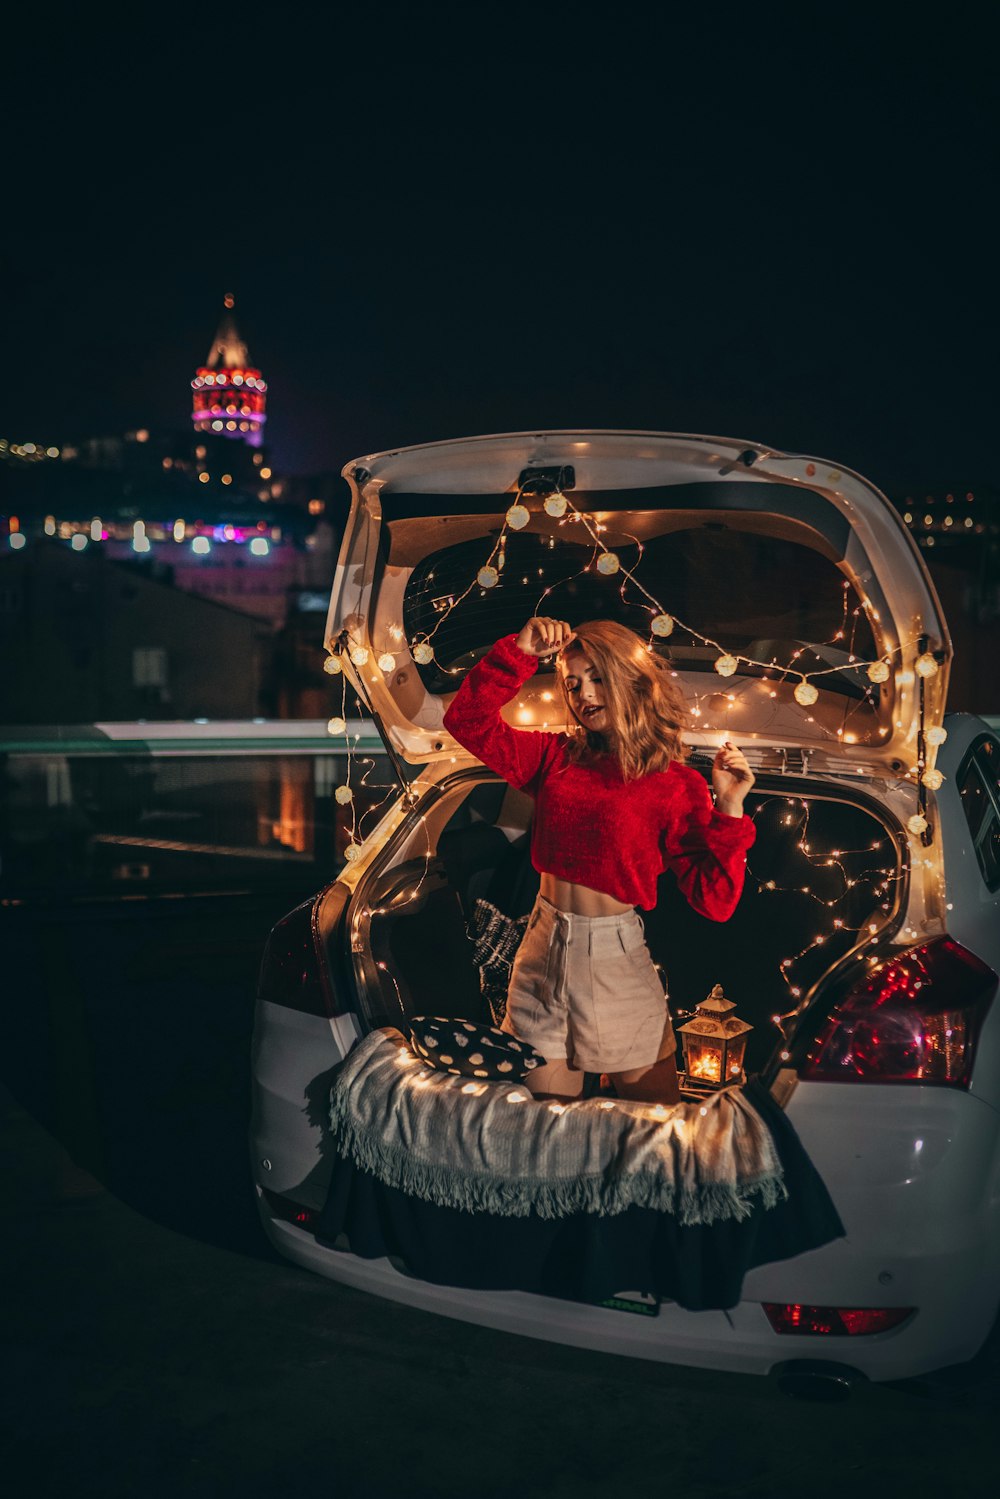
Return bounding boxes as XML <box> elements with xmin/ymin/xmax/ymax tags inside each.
<box><xmin>921</xmin><ymin>768</ymin><xmax>944</xmax><ymax>790</ymax></box>
<box><xmin>344</xmin><ymin>844</ymin><xmax>362</xmax><ymax>862</ymax></box>
<box><xmin>478</xmin><ymin>566</ymin><xmax>499</xmax><ymax>589</ymax></box>
<box><xmin>915</xmin><ymin>652</ymin><xmax>939</xmax><ymax>678</ymax></box>
<box><xmin>335</xmin><ymin>785</ymin><xmax>354</xmax><ymax>805</ymax></box>
<box><xmin>413</xmin><ymin>641</ymin><xmax>434</xmax><ymax>665</ymax></box>
<box><xmin>907</xmin><ymin>813</ymin><xmax>929</xmax><ymax>836</ymax></box>
<box><xmin>544</xmin><ymin>492</ymin><xmax>567</xmax><ymax>517</ymax></box>
<box><xmin>327</xmin><ymin>716</ymin><xmax>347</xmax><ymax>736</ymax></box>
<box><xmin>349</xmin><ymin>645</ymin><xmax>369</xmax><ymax>666</ymax></box>
<box><xmin>926</xmin><ymin>726</ymin><xmax>948</xmax><ymax>747</ymax></box>
<box><xmin>323</xmin><ymin>655</ymin><xmax>343</xmax><ymax>675</ymax></box>
<box><xmin>651</xmin><ymin>613</ymin><xmax>674</xmax><ymax>637</ymax></box>
<box><xmin>377</xmin><ymin>652</ymin><xmax>395</xmax><ymax>672</ymax></box>
<box><xmin>596</xmin><ymin>551</ymin><xmax>620</xmax><ymax>575</ymax></box>
<box><xmin>867</xmin><ymin>660</ymin><xmax>890</xmax><ymax>683</ymax></box>
<box><xmin>714</xmin><ymin>654</ymin><xmax>738</xmax><ymax>678</ymax></box>
<box><xmin>794</xmin><ymin>678</ymin><xmax>819</xmax><ymax>706</ymax></box>
<box><xmin>506</xmin><ymin>504</ymin><xmax>530</xmax><ymax>530</ymax></box>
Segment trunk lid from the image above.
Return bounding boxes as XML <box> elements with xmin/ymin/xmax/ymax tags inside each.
<box><xmin>326</xmin><ymin>431</ymin><xmax>950</xmax><ymax>781</ymax></box>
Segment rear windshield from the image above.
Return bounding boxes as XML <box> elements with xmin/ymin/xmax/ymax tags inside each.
<box><xmin>401</xmin><ymin>524</ymin><xmax>877</xmax><ymax>695</ymax></box>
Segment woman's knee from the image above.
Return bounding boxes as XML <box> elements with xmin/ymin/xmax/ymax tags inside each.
<box><xmin>610</xmin><ymin>1052</ymin><xmax>681</xmax><ymax>1104</ymax></box>
<box><xmin>524</xmin><ymin>1058</ymin><xmax>585</xmax><ymax>1101</ymax></box>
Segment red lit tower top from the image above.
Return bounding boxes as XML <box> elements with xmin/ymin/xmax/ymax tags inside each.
<box><xmin>191</xmin><ymin>293</ymin><xmax>267</xmax><ymax>448</ymax></box>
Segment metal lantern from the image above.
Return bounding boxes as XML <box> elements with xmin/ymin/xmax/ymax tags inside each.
<box><xmin>678</xmin><ymin>984</ymin><xmax>753</xmax><ymax>1087</ymax></box>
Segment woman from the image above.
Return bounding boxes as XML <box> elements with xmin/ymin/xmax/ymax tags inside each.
<box><xmin>443</xmin><ymin>616</ymin><xmax>756</xmax><ymax>1103</ymax></box>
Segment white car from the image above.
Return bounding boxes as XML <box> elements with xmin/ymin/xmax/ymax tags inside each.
<box><xmin>251</xmin><ymin>431</ymin><xmax>1000</xmax><ymax>1395</ymax></box>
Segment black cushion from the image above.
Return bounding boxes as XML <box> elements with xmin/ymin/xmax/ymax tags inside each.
<box><xmin>466</xmin><ymin>897</ymin><xmax>530</xmax><ymax>1027</ymax></box>
<box><xmin>409</xmin><ymin>1016</ymin><xmax>545</xmax><ymax>1081</ymax></box>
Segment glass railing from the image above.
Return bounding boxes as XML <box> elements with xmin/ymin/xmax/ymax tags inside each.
<box><xmin>4</xmin><ymin>713</ymin><xmax>998</xmax><ymax>904</ymax></box>
<box><xmin>0</xmin><ymin>721</ymin><xmax>401</xmax><ymax>902</ymax></box>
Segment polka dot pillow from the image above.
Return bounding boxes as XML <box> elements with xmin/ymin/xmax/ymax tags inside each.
<box><xmin>409</xmin><ymin>1016</ymin><xmax>545</xmax><ymax>1082</ymax></box>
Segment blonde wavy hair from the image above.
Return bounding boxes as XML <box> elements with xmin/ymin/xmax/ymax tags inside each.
<box><xmin>558</xmin><ymin>619</ymin><xmax>690</xmax><ymax>781</ymax></box>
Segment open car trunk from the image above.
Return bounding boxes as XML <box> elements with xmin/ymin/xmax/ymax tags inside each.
<box><xmin>324</xmin><ymin>432</ymin><xmax>949</xmax><ymax>941</ymax></box>
<box><xmin>346</xmin><ymin>770</ymin><xmax>903</xmax><ymax>1082</ymax></box>
<box><xmin>328</xmin><ymin>432</ymin><xmax>951</xmax><ymax>782</ymax></box>
<box><xmin>309</xmin><ymin>767</ymin><xmax>861</xmax><ymax>1309</ymax></box>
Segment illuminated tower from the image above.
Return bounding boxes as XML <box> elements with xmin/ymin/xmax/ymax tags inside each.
<box><xmin>191</xmin><ymin>293</ymin><xmax>267</xmax><ymax>447</ymax></box>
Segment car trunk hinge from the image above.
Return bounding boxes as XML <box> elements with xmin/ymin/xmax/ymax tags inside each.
<box><xmin>332</xmin><ymin>629</ymin><xmax>418</xmax><ymax>807</ymax></box>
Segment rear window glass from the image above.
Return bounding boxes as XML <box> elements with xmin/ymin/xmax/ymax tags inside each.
<box><xmin>402</xmin><ymin>524</ymin><xmax>877</xmax><ymax>694</ymax></box>
<box><xmin>959</xmin><ymin>738</ymin><xmax>1000</xmax><ymax>891</ymax></box>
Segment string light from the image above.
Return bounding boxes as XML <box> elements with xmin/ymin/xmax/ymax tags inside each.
<box><xmin>926</xmin><ymin>726</ymin><xmax>948</xmax><ymax>747</ymax></box>
<box><xmin>394</xmin><ymin>483</ymin><xmax>917</xmax><ymax>740</ymax></box>
<box><xmin>335</xmin><ymin>785</ymin><xmax>354</xmax><ymax>805</ymax></box>
<box><xmin>327</xmin><ymin>716</ymin><xmax>347</xmax><ymax>736</ymax></box>
<box><xmin>749</xmin><ymin>798</ymin><xmax>906</xmax><ymax>1018</ymax></box>
<box><xmin>335</xmin><ymin>478</ymin><xmax>949</xmax><ymax>922</ymax></box>
<box><xmin>907</xmin><ymin>813</ymin><xmax>929</xmax><ymax>835</ymax></box>
<box><xmin>921</xmin><ymin>768</ymin><xmax>945</xmax><ymax>790</ymax></box>
<box><xmin>323</xmin><ymin>654</ymin><xmax>343</xmax><ymax>675</ymax></box>
<box><xmin>377</xmin><ymin>652</ymin><xmax>396</xmax><ymax>672</ymax></box>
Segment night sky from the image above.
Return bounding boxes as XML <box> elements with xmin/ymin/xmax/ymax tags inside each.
<box><xmin>3</xmin><ymin>12</ymin><xmax>994</xmax><ymax>494</ymax></box>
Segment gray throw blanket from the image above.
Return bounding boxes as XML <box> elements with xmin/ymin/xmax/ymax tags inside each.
<box><xmin>328</xmin><ymin>1028</ymin><xmax>788</xmax><ymax>1224</ymax></box>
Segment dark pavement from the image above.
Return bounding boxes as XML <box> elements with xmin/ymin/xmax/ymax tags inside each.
<box><xmin>7</xmin><ymin>1103</ymin><xmax>1000</xmax><ymax>1498</ymax></box>
<box><xmin>3</xmin><ymin>895</ymin><xmax>999</xmax><ymax>1497</ymax></box>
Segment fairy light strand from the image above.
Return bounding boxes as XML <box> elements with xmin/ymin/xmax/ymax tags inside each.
<box><xmin>324</xmin><ymin>480</ymin><xmax>944</xmax><ymax>1010</ymax></box>
<box><xmin>391</xmin><ymin>487</ymin><xmax>918</xmax><ymax>737</ymax></box>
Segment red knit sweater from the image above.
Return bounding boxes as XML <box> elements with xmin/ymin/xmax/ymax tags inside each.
<box><xmin>442</xmin><ymin>635</ymin><xmax>756</xmax><ymax>916</ymax></box>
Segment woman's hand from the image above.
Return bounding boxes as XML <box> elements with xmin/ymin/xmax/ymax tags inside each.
<box><xmin>516</xmin><ymin>617</ymin><xmax>575</xmax><ymax>658</ymax></box>
<box><xmin>712</xmin><ymin>741</ymin><xmax>755</xmax><ymax>816</ymax></box>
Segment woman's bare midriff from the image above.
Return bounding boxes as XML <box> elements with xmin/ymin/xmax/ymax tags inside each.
<box><xmin>539</xmin><ymin>873</ymin><xmax>634</xmax><ymax>917</ymax></box>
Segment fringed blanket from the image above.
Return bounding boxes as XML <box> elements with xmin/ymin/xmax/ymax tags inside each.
<box><xmin>328</xmin><ymin>1028</ymin><xmax>788</xmax><ymax>1225</ymax></box>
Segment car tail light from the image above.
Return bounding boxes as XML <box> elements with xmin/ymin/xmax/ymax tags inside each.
<box><xmin>800</xmin><ymin>937</ymin><xmax>997</xmax><ymax>1087</ymax></box>
<box><xmin>262</xmin><ymin>1188</ymin><xmax>316</xmax><ymax>1230</ymax></box>
<box><xmin>257</xmin><ymin>882</ymin><xmax>352</xmax><ymax>1017</ymax></box>
<box><xmin>763</xmin><ymin>1304</ymin><xmax>915</xmax><ymax>1336</ymax></box>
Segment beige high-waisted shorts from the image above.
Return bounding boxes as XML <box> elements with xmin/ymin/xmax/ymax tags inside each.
<box><xmin>502</xmin><ymin>894</ymin><xmax>676</xmax><ymax>1073</ymax></box>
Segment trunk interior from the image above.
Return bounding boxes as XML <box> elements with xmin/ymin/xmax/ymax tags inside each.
<box><xmin>348</xmin><ymin>770</ymin><xmax>903</xmax><ymax>1078</ymax></box>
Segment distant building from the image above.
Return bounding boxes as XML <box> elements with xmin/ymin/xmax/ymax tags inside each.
<box><xmin>191</xmin><ymin>293</ymin><xmax>267</xmax><ymax>449</ymax></box>
<box><xmin>891</xmin><ymin>485</ymin><xmax>998</xmax><ymax>560</ymax></box>
<box><xmin>886</xmin><ymin>486</ymin><xmax>1000</xmax><ymax>715</ymax></box>
<box><xmin>0</xmin><ymin>540</ymin><xmax>274</xmax><ymax>723</ymax></box>
<box><xmin>0</xmin><ymin>295</ymin><xmax>346</xmax><ymax>634</ymax></box>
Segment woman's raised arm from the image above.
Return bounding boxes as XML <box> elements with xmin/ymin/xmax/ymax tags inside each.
<box><xmin>442</xmin><ymin>624</ymin><xmax>568</xmax><ymax>790</ymax></box>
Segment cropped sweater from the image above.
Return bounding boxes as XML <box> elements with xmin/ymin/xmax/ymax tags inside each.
<box><xmin>442</xmin><ymin>634</ymin><xmax>756</xmax><ymax>917</ymax></box>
